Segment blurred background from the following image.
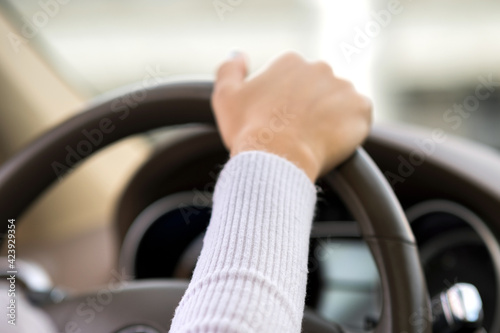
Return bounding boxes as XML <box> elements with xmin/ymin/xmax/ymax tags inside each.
<box><xmin>0</xmin><ymin>0</ymin><xmax>499</xmax><ymax>324</ymax></box>
<box><xmin>3</xmin><ymin>0</ymin><xmax>500</xmax><ymax>151</ymax></box>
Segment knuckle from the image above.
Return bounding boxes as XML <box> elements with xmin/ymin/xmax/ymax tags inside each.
<box><xmin>359</xmin><ymin>95</ymin><xmax>373</xmax><ymax>115</ymax></box>
<box><xmin>337</xmin><ymin>78</ymin><xmax>355</xmax><ymax>90</ymax></box>
<box><xmin>311</xmin><ymin>60</ymin><xmax>333</xmax><ymax>74</ymax></box>
<box><xmin>279</xmin><ymin>51</ymin><xmax>304</xmax><ymax>65</ymax></box>
<box><xmin>357</xmin><ymin>96</ymin><xmax>373</xmax><ymax>129</ymax></box>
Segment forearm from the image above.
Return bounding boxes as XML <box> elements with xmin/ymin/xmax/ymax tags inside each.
<box><xmin>170</xmin><ymin>151</ymin><xmax>317</xmax><ymax>332</ymax></box>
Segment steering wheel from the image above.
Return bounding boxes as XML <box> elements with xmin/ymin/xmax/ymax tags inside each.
<box><xmin>0</xmin><ymin>81</ymin><xmax>431</xmax><ymax>333</ymax></box>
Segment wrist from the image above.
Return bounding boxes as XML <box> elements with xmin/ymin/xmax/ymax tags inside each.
<box><xmin>230</xmin><ymin>133</ymin><xmax>321</xmax><ymax>182</ymax></box>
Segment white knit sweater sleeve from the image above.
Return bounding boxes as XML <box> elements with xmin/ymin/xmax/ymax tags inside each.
<box><xmin>169</xmin><ymin>151</ymin><xmax>317</xmax><ymax>333</ymax></box>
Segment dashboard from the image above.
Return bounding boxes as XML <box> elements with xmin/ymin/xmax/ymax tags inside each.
<box><xmin>114</xmin><ymin>124</ymin><xmax>500</xmax><ymax>332</ymax></box>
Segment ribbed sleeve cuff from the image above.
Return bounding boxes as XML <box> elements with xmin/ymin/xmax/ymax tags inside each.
<box><xmin>170</xmin><ymin>151</ymin><xmax>317</xmax><ymax>333</ymax></box>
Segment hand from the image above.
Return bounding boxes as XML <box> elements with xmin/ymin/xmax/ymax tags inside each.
<box><xmin>211</xmin><ymin>51</ymin><xmax>372</xmax><ymax>182</ymax></box>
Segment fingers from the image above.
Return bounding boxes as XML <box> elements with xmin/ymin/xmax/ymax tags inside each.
<box><xmin>215</xmin><ymin>52</ymin><xmax>248</xmax><ymax>95</ymax></box>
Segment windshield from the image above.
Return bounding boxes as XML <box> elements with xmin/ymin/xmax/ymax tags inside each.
<box><xmin>3</xmin><ymin>0</ymin><xmax>500</xmax><ymax>150</ymax></box>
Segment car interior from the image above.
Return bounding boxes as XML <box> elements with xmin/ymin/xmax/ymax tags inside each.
<box><xmin>0</xmin><ymin>1</ymin><xmax>499</xmax><ymax>333</ymax></box>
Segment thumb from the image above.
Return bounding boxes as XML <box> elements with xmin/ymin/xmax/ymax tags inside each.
<box><xmin>215</xmin><ymin>51</ymin><xmax>248</xmax><ymax>92</ymax></box>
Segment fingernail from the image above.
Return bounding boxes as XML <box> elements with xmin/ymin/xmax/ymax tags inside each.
<box><xmin>228</xmin><ymin>50</ymin><xmax>242</xmax><ymax>59</ymax></box>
